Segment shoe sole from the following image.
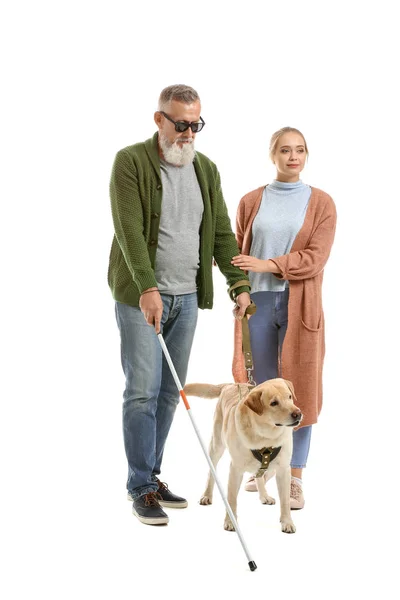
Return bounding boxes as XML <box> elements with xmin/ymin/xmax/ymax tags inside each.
<box><xmin>127</xmin><ymin>493</ymin><xmax>188</xmax><ymax>509</ymax></box>
<box><xmin>244</xmin><ymin>485</ymin><xmax>257</xmax><ymax>492</ymax></box>
<box><xmin>246</xmin><ymin>485</ymin><xmax>305</xmax><ymax>508</ymax></box>
<box><xmin>132</xmin><ymin>506</ymin><xmax>169</xmax><ymax>525</ymax></box>
<box><xmin>158</xmin><ymin>500</ymin><xmax>188</xmax><ymax>509</ymax></box>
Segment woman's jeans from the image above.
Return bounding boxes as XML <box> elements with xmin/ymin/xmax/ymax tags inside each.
<box><xmin>115</xmin><ymin>293</ymin><xmax>198</xmax><ymax>499</ymax></box>
<box><xmin>249</xmin><ymin>290</ymin><xmax>312</xmax><ymax>469</ymax></box>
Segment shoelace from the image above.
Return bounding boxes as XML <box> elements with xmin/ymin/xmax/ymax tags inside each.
<box><xmin>156</xmin><ymin>478</ymin><xmax>169</xmax><ymax>492</ymax></box>
<box><xmin>290</xmin><ymin>481</ymin><xmax>302</xmax><ymax>500</ymax></box>
<box><xmin>143</xmin><ymin>491</ymin><xmax>162</xmax><ymax>506</ymax></box>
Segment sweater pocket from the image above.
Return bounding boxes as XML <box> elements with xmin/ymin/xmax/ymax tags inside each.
<box><xmin>298</xmin><ymin>278</ymin><xmax>322</xmax><ymax>364</ymax></box>
<box><xmin>299</xmin><ymin>319</ymin><xmax>322</xmax><ymax>364</ymax></box>
<box><xmin>300</xmin><ymin>277</ymin><xmax>322</xmax><ymax>331</ymax></box>
<box><xmin>301</xmin><ymin>318</ymin><xmax>322</xmax><ymax>332</ymax></box>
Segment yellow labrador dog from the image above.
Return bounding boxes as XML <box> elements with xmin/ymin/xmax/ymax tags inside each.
<box><xmin>184</xmin><ymin>378</ymin><xmax>302</xmax><ymax>534</ymax></box>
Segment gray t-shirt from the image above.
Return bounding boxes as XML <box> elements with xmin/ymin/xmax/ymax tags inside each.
<box><xmin>155</xmin><ymin>160</ymin><xmax>204</xmax><ymax>294</ymax></box>
<box><xmin>250</xmin><ymin>180</ymin><xmax>311</xmax><ymax>292</ymax></box>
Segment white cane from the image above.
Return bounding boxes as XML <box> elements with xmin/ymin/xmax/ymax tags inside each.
<box><xmin>158</xmin><ymin>333</ymin><xmax>257</xmax><ymax>572</ymax></box>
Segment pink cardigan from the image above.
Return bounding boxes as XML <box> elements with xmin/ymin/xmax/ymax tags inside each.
<box><xmin>232</xmin><ymin>185</ymin><xmax>337</xmax><ymax>427</ymax></box>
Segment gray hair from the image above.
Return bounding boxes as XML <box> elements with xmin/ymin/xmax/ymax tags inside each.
<box><xmin>269</xmin><ymin>127</ymin><xmax>309</xmax><ymax>162</ymax></box>
<box><xmin>158</xmin><ymin>84</ymin><xmax>200</xmax><ymax>110</ymax></box>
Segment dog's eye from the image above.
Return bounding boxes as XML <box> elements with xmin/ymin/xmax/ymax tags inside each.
<box><xmin>289</xmin><ymin>394</ymin><xmax>292</xmax><ymax>399</ymax></box>
<box><xmin>270</xmin><ymin>400</ymin><xmax>279</xmax><ymax>406</ymax></box>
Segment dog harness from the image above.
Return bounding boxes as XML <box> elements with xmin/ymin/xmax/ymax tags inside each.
<box><xmin>251</xmin><ymin>447</ymin><xmax>282</xmax><ymax>478</ymax></box>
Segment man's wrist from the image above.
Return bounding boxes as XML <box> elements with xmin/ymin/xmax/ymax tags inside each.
<box><xmin>235</xmin><ymin>291</ymin><xmax>250</xmax><ymax>301</ymax></box>
<box><xmin>140</xmin><ymin>287</ymin><xmax>159</xmax><ymax>295</ymax></box>
<box><xmin>228</xmin><ymin>281</ymin><xmax>251</xmax><ymax>301</ymax></box>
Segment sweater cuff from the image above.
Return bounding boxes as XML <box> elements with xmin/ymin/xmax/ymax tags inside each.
<box><xmin>134</xmin><ymin>270</ymin><xmax>158</xmax><ymax>294</ymax></box>
<box><xmin>228</xmin><ymin>279</ymin><xmax>251</xmax><ymax>301</ymax></box>
<box><xmin>231</xmin><ymin>285</ymin><xmax>251</xmax><ymax>299</ymax></box>
<box><xmin>270</xmin><ymin>259</ymin><xmax>285</xmax><ymax>279</ymax></box>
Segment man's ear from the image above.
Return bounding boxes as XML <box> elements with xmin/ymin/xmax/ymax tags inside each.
<box><xmin>244</xmin><ymin>390</ymin><xmax>264</xmax><ymax>415</ymax></box>
<box><xmin>154</xmin><ymin>111</ymin><xmax>162</xmax><ymax>129</ymax></box>
<box><xmin>284</xmin><ymin>379</ymin><xmax>297</xmax><ymax>402</ymax></box>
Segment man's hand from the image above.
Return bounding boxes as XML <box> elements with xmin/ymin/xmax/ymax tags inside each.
<box><xmin>233</xmin><ymin>291</ymin><xmax>251</xmax><ymax>321</ymax></box>
<box><xmin>139</xmin><ymin>288</ymin><xmax>163</xmax><ymax>334</ymax></box>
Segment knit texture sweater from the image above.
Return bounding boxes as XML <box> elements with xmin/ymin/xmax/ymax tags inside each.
<box><xmin>108</xmin><ymin>133</ymin><xmax>250</xmax><ymax>308</ymax></box>
<box><xmin>250</xmin><ymin>180</ymin><xmax>311</xmax><ymax>292</ymax></box>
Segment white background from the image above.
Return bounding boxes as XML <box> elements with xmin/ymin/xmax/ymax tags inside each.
<box><xmin>1</xmin><ymin>1</ymin><xmax>399</xmax><ymax>598</ymax></box>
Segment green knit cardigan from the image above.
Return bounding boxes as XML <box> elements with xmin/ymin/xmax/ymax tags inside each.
<box><xmin>108</xmin><ymin>133</ymin><xmax>250</xmax><ymax>308</ymax></box>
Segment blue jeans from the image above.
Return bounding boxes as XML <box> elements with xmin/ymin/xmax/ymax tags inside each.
<box><xmin>249</xmin><ymin>290</ymin><xmax>312</xmax><ymax>469</ymax></box>
<box><xmin>115</xmin><ymin>293</ymin><xmax>198</xmax><ymax>499</ymax></box>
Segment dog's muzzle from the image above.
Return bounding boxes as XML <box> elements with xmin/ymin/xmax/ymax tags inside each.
<box><xmin>276</xmin><ymin>416</ymin><xmax>303</xmax><ymax>427</ymax></box>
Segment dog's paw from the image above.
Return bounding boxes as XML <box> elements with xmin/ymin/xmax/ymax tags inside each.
<box><xmin>260</xmin><ymin>494</ymin><xmax>276</xmax><ymax>505</ymax></box>
<box><xmin>199</xmin><ymin>496</ymin><xmax>212</xmax><ymax>505</ymax></box>
<box><xmin>281</xmin><ymin>520</ymin><xmax>296</xmax><ymax>534</ymax></box>
<box><xmin>224</xmin><ymin>518</ymin><xmax>235</xmax><ymax>531</ymax></box>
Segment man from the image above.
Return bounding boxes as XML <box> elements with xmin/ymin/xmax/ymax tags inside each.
<box><xmin>108</xmin><ymin>84</ymin><xmax>251</xmax><ymax>526</ymax></box>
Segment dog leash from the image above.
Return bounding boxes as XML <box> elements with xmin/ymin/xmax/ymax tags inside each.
<box><xmin>228</xmin><ymin>280</ymin><xmax>257</xmax><ymax>385</ymax></box>
<box><xmin>241</xmin><ymin>305</ymin><xmax>256</xmax><ymax>385</ymax></box>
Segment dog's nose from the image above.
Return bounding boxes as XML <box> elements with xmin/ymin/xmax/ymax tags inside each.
<box><xmin>291</xmin><ymin>411</ymin><xmax>302</xmax><ymax>420</ymax></box>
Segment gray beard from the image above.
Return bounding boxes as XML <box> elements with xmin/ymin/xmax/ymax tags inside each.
<box><xmin>159</xmin><ymin>133</ymin><xmax>196</xmax><ymax>166</ymax></box>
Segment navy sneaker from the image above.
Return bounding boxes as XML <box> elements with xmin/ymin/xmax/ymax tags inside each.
<box><xmin>131</xmin><ymin>492</ymin><xmax>169</xmax><ymax>525</ymax></box>
<box><xmin>155</xmin><ymin>478</ymin><xmax>188</xmax><ymax>508</ymax></box>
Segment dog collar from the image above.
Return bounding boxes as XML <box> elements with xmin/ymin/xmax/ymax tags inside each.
<box><xmin>251</xmin><ymin>446</ymin><xmax>281</xmax><ymax>478</ymax></box>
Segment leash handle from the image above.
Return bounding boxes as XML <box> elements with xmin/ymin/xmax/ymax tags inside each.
<box><xmin>228</xmin><ymin>279</ymin><xmax>251</xmax><ymax>302</ymax></box>
<box><xmin>228</xmin><ymin>281</ymin><xmax>257</xmax><ymax>385</ymax></box>
<box><xmin>241</xmin><ymin>301</ymin><xmax>256</xmax><ymax>385</ymax></box>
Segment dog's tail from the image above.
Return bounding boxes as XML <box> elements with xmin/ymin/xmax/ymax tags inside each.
<box><xmin>183</xmin><ymin>383</ymin><xmax>227</xmax><ymax>399</ymax></box>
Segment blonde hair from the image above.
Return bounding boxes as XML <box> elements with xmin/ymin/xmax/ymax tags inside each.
<box><xmin>269</xmin><ymin>127</ymin><xmax>309</xmax><ymax>162</ymax></box>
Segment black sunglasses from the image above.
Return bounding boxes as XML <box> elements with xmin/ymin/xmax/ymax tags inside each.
<box><xmin>159</xmin><ymin>111</ymin><xmax>206</xmax><ymax>133</ymax></box>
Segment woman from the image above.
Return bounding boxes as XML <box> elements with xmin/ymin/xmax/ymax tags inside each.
<box><xmin>231</xmin><ymin>127</ymin><xmax>336</xmax><ymax>509</ymax></box>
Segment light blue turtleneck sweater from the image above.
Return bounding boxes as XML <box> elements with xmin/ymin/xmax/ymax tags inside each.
<box><xmin>249</xmin><ymin>180</ymin><xmax>312</xmax><ymax>292</ymax></box>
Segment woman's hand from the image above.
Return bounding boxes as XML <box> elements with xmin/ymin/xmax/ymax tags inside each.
<box><xmin>231</xmin><ymin>254</ymin><xmax>276</xmax><ymax>273</ymax></box>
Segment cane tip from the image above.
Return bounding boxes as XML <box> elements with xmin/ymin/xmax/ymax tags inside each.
<box><xmin>248</xmin><ymin>561</ymin><xmax>257</xmax><ymax>571</ymax></box>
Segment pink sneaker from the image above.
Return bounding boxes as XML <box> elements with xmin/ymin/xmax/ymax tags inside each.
<box><xmin>244</xmin><ymin>475</ymin><xmax>258</xmax><ymax>492</ymax></box>
<box><xmin>290</xmin><ymin>479</ymin><xmax>305</xmax><ymax>510</ymax></box>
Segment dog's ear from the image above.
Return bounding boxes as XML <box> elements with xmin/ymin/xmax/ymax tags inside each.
<box><xmin>284</xmin><ymin>379</ymin><xmax>297</xmax><ymax>401</ymax></box>
<box><xmin>244</xmin><ymin>390</ymin><xmax>264</xmax><ymax>415</ymax></box>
